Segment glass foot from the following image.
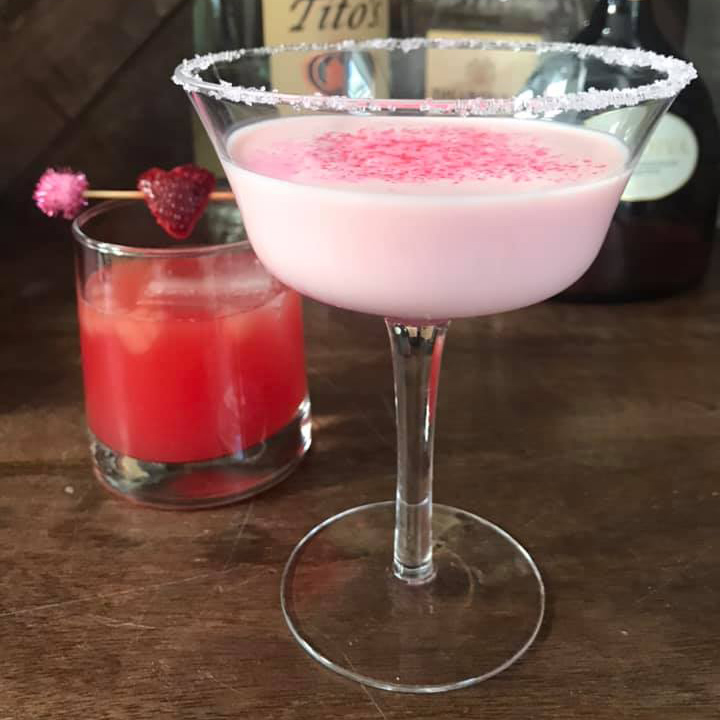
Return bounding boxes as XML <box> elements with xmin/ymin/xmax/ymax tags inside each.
<box><xmin>90</xmin><ymin>398</ymin><xmax>311</xmax><ymax>509</ymax></box>
<box><xmin>281</xmin><ymin>501</ymin><xmax>545</xmax><ymax>693</ymax></box>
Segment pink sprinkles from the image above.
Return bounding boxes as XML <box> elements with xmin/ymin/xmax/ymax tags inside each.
<box><xmin>248</xmin><ymin>125</ymin><xmax>610</xmax><ymax>186</ymax></box>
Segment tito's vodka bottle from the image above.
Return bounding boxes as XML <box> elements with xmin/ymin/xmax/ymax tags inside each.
<box><xmin>192</xmin><ymin>0</ymin><xmax>391</xmax><ymax>175</ymax></box>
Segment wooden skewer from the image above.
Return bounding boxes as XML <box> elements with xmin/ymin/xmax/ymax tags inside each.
<box><xmin>84</xmin><ymin>190</ymin><xmax>236</xmax><ymax>201</ymax></box>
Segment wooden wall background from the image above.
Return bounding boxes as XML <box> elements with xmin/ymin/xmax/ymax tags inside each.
<box><xmin>1</xmin><ymin>0</ymin><xmax>717</xmax><ymax>255</ymax></box>
<box><xmin>0</xmin><ymin>0</ymin><xmax>195</xmax><ymax>253</ymax></box>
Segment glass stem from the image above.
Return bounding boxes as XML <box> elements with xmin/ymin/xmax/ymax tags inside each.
<box><xmin>386</xmin><ymin>321</ymin><xmax>449</xmax><ymax>584</ymax></box>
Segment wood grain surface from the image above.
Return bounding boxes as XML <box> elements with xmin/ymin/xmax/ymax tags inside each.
<box><xmin>0</xmin><ymin>0</ymin><xmax>190</xmax><ymax>192</ymax></box>
<box><xmin>2</xmin><ymin>229</ymin><xmax>720</xmax><ymax>717</ymax></box>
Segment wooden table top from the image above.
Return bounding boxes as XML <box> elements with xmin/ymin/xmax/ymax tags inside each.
<box><xmin>2</xmin><ymin>228</ymin><xmax>719</xmax><ymax>718</ymax></box>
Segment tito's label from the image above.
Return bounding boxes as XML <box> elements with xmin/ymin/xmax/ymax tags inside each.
<box><xmin>621</xmin><ymin>113</ymin><xmax>699</xmax><ymax>202</ymax></box>
<box><xmin>263</xmin><ymin>0</ymin><xmax>388</xmax><ymax>41</ymax></box>
<box><xmin>262</xmin><ymin>0</ymin><xmax>390</xmax><ymax>97</ymax></box>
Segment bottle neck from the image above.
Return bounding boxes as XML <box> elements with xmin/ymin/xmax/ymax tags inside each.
<box><xmin>600</xmin><ymin>0</ymin><xmax>646</xmax><ymax>46</ymax></box>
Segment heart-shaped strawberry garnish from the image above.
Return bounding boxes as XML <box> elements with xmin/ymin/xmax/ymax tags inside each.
<box><xmin>137</xmin><ymin>164</ymin><xmax>215</xmax><ymax>240</ymax></box>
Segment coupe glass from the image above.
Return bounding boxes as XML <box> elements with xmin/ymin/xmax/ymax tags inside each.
<box><xmin>174</xmin><ymin>38</ymin><xmax>695</xmax><ymax>692</ymax></box>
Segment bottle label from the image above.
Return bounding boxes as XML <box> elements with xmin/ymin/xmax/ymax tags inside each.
<box><xmin>621</xmin><ymin>113</ymin><xmax>699</xmax><ymax>202</ymax></box>
<box><xmin>263</xmin><ymin>0</ymin><xmax>388</xmax><ymax>42</ymax></box>
<box><xmin>425</xmin><ymin>29</ymin><xmax>542</xmax><ymax>99</ymax></box>
<box><xmin>262</xmin><ymin>0</ymin><xmax>390</xmax><ymax>96</ymax></box>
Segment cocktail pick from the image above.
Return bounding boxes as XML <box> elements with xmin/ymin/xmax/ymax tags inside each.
<box><xmin>34</xmin><ymin>166</ymin><xmax>235</xmax><ymax>239</ymax></box>
<box><xmin>33</xmin><ymin>168</ymin><xmax>90</xmax><ymax>220</ymax></box>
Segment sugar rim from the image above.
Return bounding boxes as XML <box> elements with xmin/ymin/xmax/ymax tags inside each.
<box><xmin>172</xmin><ymin>37</ymin><xmax>696</xmax><ymax>116</ymax></box>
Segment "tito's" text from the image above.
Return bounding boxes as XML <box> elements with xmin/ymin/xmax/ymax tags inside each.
<box><xmin>289</xmin><ymin>0</ymin><xmax>384</xmax><ymax>33</ymax></box>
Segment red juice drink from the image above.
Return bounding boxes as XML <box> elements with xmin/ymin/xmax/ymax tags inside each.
<box><xmin>73</xmin><ymin>202</ymin><xmax>310</xmax><ymax>508</ymax></box>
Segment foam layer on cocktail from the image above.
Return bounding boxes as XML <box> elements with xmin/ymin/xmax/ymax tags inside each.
<box><xmin>223</xmin><ymin>115</ymin><xmax>630</xmax><ymax>320</ymax></box>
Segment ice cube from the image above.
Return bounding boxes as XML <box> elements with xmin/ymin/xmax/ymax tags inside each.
<box><xmin>113</xmin><ymin>315</ymin><xmax>161</xmax><ymax>354</ymax></box>
<box><xmin>214</xmin><ymin>256</ymin><xmax>283</xmax><ymax>313</ymax></box>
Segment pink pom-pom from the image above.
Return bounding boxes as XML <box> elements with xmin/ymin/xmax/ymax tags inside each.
<box><xmin>33</xmin><ymin>167</ymin><xmax>89</xmax><ymax>220</ymax></box>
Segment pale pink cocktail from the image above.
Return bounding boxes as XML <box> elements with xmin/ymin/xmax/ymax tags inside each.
<box><xmin>222</xmin><ymin>115</ymin><xmax>629</xmax><ymax>320</ymax></box>
<box><xmin>175</xmin><ymin>36</ymin><xmax>695</xmax><ymax>692</ymax></box>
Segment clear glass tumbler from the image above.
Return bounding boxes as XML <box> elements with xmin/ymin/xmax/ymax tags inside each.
<box><xmin>72</xmin><ymin>201</ymin><xmax>311</xmax><ymax>509</ymax></box>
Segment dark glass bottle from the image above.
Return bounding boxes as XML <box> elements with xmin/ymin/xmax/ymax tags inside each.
<box><xmin>560</xmin><ymin>0</ymin><xmax>720</xmax><ymax>301</ymax></box>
